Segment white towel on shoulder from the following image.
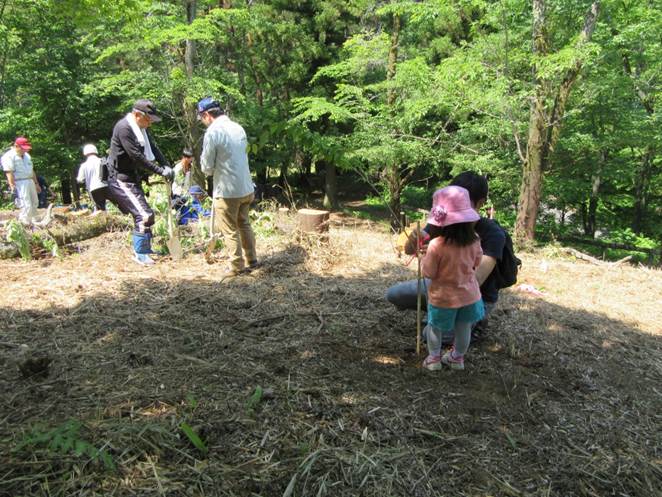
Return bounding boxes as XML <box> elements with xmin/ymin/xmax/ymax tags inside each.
<box><xmin>126</xmin><ymin>112</ymin><xmax>155</xmax><ymax>161</ymax></box>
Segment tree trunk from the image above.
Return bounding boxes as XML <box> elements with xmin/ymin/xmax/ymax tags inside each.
<box><xmin>384</xmin><ymin>163</ymin><xmax>403</xmax><ymax>231</ymax></box>
<box><xmin>633</xmin><ymin>148</ymin><xmax>653</xmax><ymax>234</ymax></box>
<box><xmin>183</xmin><ymin>0</ymin><xmax>206</xmax><ymax>190</ymax></box>
<box><xmin>585</xmin><ymin>150</ymin><xmax>605</xmax><ymax>237</ymax></box>
<box><xmin>385</xmin><ymin>13</ymin><xmax>402</xmax><ymax>230</ymax></box>
<box><xmin>323</xmin><ymin>161</ymin><xmax>339</xmax><ymax>210</ymax></box>
<box><xmin>515</xmin><ymin>0</ymin><xmax>600</xmax><ymax>244</ymax></box>
<box><xmin>621</xmin><ymin>51</ymin><xmax>656</xmax><ymax>235</ymax></box>
<box><xmin>61</xmin><ymin>172</ymin><xmax>72</xmax><ymax>205</ymax></box>
<box><xmin>0</xmin><ymin>0</ymin><xmax>10</xmax><ymax>107</ymax></box>
<box><xmin>278</xmin><ymin>163</ymin><xmax>288</xmax><ymax>187</ymax></box>
<box><xmin>70</xmin><ymin>166</ymin><xmax>81</xmax><ymax>207</ymax></box>
<box><xmin>515</xmin><ymin>89</ymin><xmax>546</xmax><ymax>242</ymax></box>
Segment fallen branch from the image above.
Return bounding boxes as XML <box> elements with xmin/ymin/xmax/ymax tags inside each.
<box><xmin>558</xmin><ymin>235</ymin><xmax>660</xmax><ymax>257</ymax></box>
<box><xmin>562</xmin><ymin>248</ymin><xmax>634</xmax><ymax>268</ymax></box>
<box><xmin>0</xmin><ymin>341</ymin><xmax>21</xmax><ymax>349</ymax></box>
<box><xmin>562</xmin><ymin>247</ymin><xmax>605</xmax><ymax>265</ymax></box>
<box><xmin>610</xmin><ymin>255</ymin><xmax>632</xmax><ymax>267</ymax></box>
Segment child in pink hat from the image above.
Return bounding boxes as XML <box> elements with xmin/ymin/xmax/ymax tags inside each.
<box><xmin>421</xmin><ymin>185</ymin><xmax>484</xmax><ymax>371</ymax></box>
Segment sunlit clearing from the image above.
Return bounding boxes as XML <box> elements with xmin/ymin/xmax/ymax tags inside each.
<box><xmin>300</xmin><ymin>350</ymin><xmax>315</xmax><ymax>359</ymax></box>
<box><xmin>140</xmin><ymin>402</ymin><xmax>175</xmax><ymax>418</ymax></box>
<box><xmin>372</xmin><ymin>354</ymin><xmax>401</xmax><ymax>366</ymax></box>
<box><xmin>547</xmin><ymin>322</ymin><xmax>564</xmax><ymax>333</ymax></box>
<box><xmin>97</xmin><ymin>331</ymin><xmax>117</xmax><ymax>344</ymax></box>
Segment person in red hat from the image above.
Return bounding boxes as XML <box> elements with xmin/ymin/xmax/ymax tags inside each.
<box><xmin>2</xmin><ymin>137</ymin><xmax>41</xmax><ymax>224</ymax></box>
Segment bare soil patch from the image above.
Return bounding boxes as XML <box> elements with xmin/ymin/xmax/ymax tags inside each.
<box><xmin>1</xmin><ymin>218</ymin><xmax>661</xmax><ymax>497</ymax></box>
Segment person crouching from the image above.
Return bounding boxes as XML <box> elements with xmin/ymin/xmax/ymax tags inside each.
<box><xmin>177</xmin><ymin>185</ymin><xmax>210</xmax><ymax>225</ymax></box>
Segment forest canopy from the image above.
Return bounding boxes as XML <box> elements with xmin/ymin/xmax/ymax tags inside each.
<box><xmin>0</xmin><ymin>0</ymin><xmax>660</xmax><ymax>247</ymax></box>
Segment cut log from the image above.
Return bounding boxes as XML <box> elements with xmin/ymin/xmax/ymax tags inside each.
<box><xmin>297</xmin><ymin>208</ymin><xmax>330</xmax><ymax>235</ymax></box>
<box><xmin>44</xmin><ymin>213</ymin><xmax>128</xmax><ymax>246</ymax></box>
<box><xmin>0</xmin><ymin>242</ymin><xmax>19</xmax><ymax>259</ymax></box>
<box><xmin>0</xmin><ymin>213</ymin><xmax>129</xmax><ymax>259</ymax></box>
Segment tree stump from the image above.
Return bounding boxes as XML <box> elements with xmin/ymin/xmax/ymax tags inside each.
<box><xmin>297</xmin><ymin>208</ymin><xmax>330</xmax><ymax>241</ymax></box>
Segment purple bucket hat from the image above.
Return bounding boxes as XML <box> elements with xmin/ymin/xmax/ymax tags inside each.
<box><xmin>427</xmin><ymin>186</ymin><xmax>480</xmax><ymax>227</ymax></box>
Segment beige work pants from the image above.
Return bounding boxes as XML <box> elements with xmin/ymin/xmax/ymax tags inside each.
<box><xmin>213</xmin><ymin>193</ymin><xmax>257</xmax><ymax>271</ymax></box>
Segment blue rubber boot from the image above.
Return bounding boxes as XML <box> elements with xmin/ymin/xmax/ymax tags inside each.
<box><xmin>144</xmin><ymin>232</ymin><xmax>164</xmax><ymax>257</ymax></box>
<box><xmin>132</xmin><ymin>232</ymin><xmax>155</xmax><ymax>266</ymax></box>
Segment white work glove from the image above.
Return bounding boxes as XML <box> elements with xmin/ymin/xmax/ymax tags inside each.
<box><xmin>162</xmin><ymin>166</ymin><xmax>174</xmax><ymax>181</ymax></box>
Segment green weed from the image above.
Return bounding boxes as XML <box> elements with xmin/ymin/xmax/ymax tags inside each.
<box><xmin>179</xmin><ymin>422</ymin><xmax>208</xmax><ymax>455</ymax></box>
<box><xmin>178</xmin><ymin>394</ymin><xmax>208</xmax><ymax>456</ymax></box>
<box><xmin>247</xmin><ymin>385</ymin><xmax>264</xmax><ymax>412</ymax></box>
<box><xmin>16</xmin><ymin>419</ymin><xmax>115</xmax><ymax>470</ymax></box>
<box><xmin>5</xmin><ymin>220</ymin><xmax>31</xmax><ymax>260</ymax></box>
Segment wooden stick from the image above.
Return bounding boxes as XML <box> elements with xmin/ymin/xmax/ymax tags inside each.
<box><xmin>416</xmin><ymin>220</ymin><xmax>422</xmax><ymax>356</ymax></box>
<box><xmin>205</xmin><ymin>198</ymin><xmax>216</xmax><ymax>264</ymax></box>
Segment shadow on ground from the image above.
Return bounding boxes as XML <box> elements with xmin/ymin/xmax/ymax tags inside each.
<box><xmin>0</xmin><ymin>246</ymin><xmax>660</xmax><ymax>497</ymax></box>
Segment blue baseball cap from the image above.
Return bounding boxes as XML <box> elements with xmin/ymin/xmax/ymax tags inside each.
<box><xmin>196</xmin><ymin>97</ymin><xmax>221</xmax><ymax>115</ymax></box>
<box><xmin>189</xmin><ymin>185</ymin><xmax>205</xmax><ymax>195</ymax></box>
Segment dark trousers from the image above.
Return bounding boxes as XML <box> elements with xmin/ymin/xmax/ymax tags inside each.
<box><xmin>107</xmin><ymin>179</ymin><xmax>154</xmax><ymax>234</ymax></box>
<box><xmin>91</xmin><ymin>187</ymin><xmax>110</xmax><ymax>211</ymax></box>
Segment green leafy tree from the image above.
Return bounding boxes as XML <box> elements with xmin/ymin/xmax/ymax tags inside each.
<box><xmin>294</xmin><ymin>0</ymin><xmax>483</xmax><ymax>227</ymax></box>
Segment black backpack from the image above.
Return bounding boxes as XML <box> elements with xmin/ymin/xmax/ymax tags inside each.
<box><xmin>492</xmin><ymin>222</ymin><xmax>521</xmax><ymax>289</ymax></box>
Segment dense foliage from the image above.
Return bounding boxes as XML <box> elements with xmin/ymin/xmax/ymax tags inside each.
<box><xmin>1</xmin><ymin>0</ymin><xmax>659</xmax><ymax>246</ymax></box>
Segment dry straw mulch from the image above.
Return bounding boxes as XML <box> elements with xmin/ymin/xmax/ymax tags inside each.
<box><xmin>1</xmin><ymin>215</ymin><xmax>661</xmax><ymax>497</ymax></box>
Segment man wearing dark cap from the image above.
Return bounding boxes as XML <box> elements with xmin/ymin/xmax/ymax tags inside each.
<box><xmin>197</xmin><ymin>96</ymin><xmax>257</xmax><ymax>276</ymax></box>
<box><xmin>107</xmin><ymin>99</ymin><xmax>174</xmax><ymax>265</ymax></box>
<box><xmin>2</xmin><ymin>137</ymin><xmax>42</xmax><ymax>224</ymax></box>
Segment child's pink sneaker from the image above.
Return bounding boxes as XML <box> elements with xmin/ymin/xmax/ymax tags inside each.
<box><xmin>422</xmin><ymin>354</ymin><xmax>442</xmax><ymax>371</ymax></box>
<box><xmin>441</xmin><ymin>349</ymin><xmax>465</xmax><ymax>370</ymax></box>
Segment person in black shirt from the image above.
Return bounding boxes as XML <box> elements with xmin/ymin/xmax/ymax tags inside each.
<box><xmin>386</xmin><ymin>172</ymin><xmax>506</xmax><ymax>341</ymax></box>
<box><xmin>36</xmin><ymin>176</ymin><xmax>50</xmax><ymax>208</ymax></box>
<box><xmin>107</xmin><ymin>99</ymin><xmax>174</xmax><ymax>265</ymax></box>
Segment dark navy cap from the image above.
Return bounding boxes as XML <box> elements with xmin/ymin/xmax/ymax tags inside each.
<box><xmin>196</xmin><ymin>96</ymin><xmax>221</xmax><ymax>114</ymax></box>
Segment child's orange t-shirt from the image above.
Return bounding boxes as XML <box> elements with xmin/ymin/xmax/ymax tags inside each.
<box><xmin>422</xmin><ymin>236</ymin><xmax>483</xmax><ymax>309</ymax></box>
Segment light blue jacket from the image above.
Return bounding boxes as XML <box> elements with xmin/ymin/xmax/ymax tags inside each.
<box><xmin>200</xmin><ymin>115</ymin><xmax>254</xmax><ymax>199</ymax></box>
